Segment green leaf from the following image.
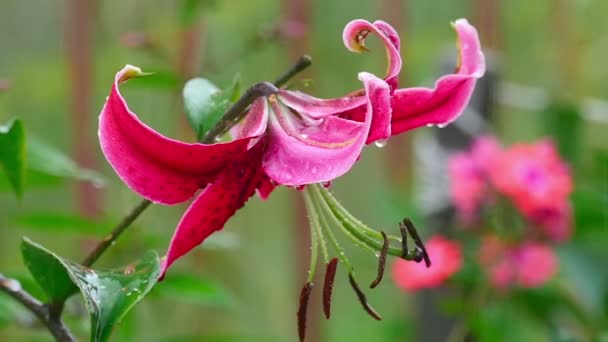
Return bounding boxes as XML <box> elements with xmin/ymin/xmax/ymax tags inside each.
<box><xmin>21</xmin><ymin>238</ymin><xmax>160</xmax><ymax>342</ymax></box>
<box><xmin>27</xmin><ymin>138</ymin><xmax>105</xmax><ymax>186</ymax></box>
<box><xmin>0</xmin><ymin>118</ymin><xmax>26</xmax><ymax>199</ymax></box>
<box><xmin>151</xmin><ymin>273</ymin><xmax>234</xmax><ymax>308</ymax></box>
<box><xmin>68</xmin><ymin>251</ymin><xmax>160</xmax><ymax>342</ymax></box>
<box><xmin>183</xmin><ymin>76</ymin><xmax>239</xmax><ymax>141</ymax></box>
<box><xmin>21</xmin><ymin>238</ymin><xmax>78</xmax><ymax>302</ymax></box>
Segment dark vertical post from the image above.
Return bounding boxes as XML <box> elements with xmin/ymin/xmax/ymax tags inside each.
<box><xmin>65</xmin><ymin>0</ymin><xmax>101</xmax><ymax>217</ymax></box>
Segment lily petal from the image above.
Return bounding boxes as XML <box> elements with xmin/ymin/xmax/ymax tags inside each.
<box><xmin>277</xmin><ymin>89</ymin><xmax>367</xmax><ymax>119</ymax></box>
<box><xmin>263</xmin><ymin>73</ymin><xmax>390</xmax><ymax>185</ymax></box>
<box><xmin>99</xmin><ymin>65</ymin><xmax>253</xmax><ymax>204</ymax></box>
<box><xmin>390</xmin><ymin>19</ymin><xmax>485</xmax><ymax>135</ymax></box>
<box><xmin>342</xmin><ymin>19</ymin><xmax>402</xmax><ymax>85</ymax></box>
<box><xmin>160</xmin><ymin>140</ymin><xmax>267</xmax><ymax>278</ymax></box>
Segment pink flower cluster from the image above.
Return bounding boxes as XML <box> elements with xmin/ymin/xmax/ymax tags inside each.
<box><xmin>449</xmin><ymin>136</ymin><xmax>573</xmax><ymax>242</ymax></box>
<box><xmin>448</xmin><ymin>136</ymin><xmax>572</xmax><ymax>289</ymax></box>
<box><xmin>478</xmin><ymin>235</ymin><xmax>558</xmax><ymax>289</ymax></box>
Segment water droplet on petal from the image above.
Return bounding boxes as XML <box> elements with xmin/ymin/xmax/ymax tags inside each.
<box><xmin>426</xmin><ymin>124</ymin><xmax>434</xmax><ymax>128</ymax></box>
<box><xmin>300</xmin><ymin>134</ymin><xmax>309</xmax><ymax>139</ymax></box>
<box><xmin>321</xmin><ymin>181</ymin><xmax>332</xmax><ymax>188</ymax></box>
<box><xmin>374</xmin><ymin>139</ymin><xmax>387</xmax><ymax>148</ymax></box>
<box><xmin>437</xmin><ymin>123</ymin><xmax>447</xmax><ymax>128</ymax></box>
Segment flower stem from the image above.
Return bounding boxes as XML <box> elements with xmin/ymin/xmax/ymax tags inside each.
<box><xmin>0</xmin><ymin>274</ymin><xmax>75</xmax><ymax>342</ymax></box>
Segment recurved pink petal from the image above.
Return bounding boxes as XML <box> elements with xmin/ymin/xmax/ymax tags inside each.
<box><xmin>160</xmin><ymin>140</ymin><xmax>267</xmax><ymax>278</ymax></box>
<box><xmin>230</xmin><ymin>98</ymin><xmax>269</xmax><ymax>140</ymax></box>
<box><xmin>277</xmin><ymin>89</ymin><xmax>366</xmax><ymax>119</ymax></box>
<box><xmin>263</xmin><ymin>73</ymin><xmax>390</xmax><ymax>185</ymax></box>
<box><xmin>342</xmin><ymin>19</ymin><xmax>402</xmax><ymax>85</ymax></box>
<box><xmin>390</xmin><ymin>19</ymin><xmax>485</xmax><ymax>135</ymax></box>
<box><xmin>99</xmin><ymin>65</ymin><xmax>253</xmax><ymax>204</ymax></box>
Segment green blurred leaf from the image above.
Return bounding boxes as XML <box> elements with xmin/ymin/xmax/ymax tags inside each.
<box><xmin>151</xmin><ymin>273</ymin><xmax>234</xmax><ymax>308</ymax></box>
<box><xmin>14</xmin><ymin>212</ymin><xmax>111</xmax><ymax>235</ymax></box>
<box><xmin>27</xmin><ymin>138</ymin><xmax>105</xmax><ymax>186</ymax></box>
<box><xmin>21</xmin><ymin>238</ymin><xmax>78</xmax><ymax>302</ymax></box>
<box><xmin>542</xmin><ymin>101</ymin><xmax>582</xmax><ymax>166</ymax></box>
<box><xmin>183</xmin><ymin>77</ymin><xmax>238</xmax><ymax>140</ymax></box>
<box><xmin>126</xmin><ymin>70</ymin><xmax>179</xmax><ymax>90</ymax></box>
<box><xmin>180</xmin><ymin>0</ymin><xmax>217</xmax><ymax>26</ymax></box>
<box><xmin>21</xmin><ymin>238</ymin><xmax>160</xmax><ymax>342</ymax></box>
<box><xmin>0</xmin><ymin>118</ymin><xmax>26</xmax><ymax>199</ymax></box>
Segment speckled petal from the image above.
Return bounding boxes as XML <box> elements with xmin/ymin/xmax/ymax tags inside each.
<box><xmin>159</xmin><ymin>140</ymin><xmax>267</xmax><ymax>278</ymax></box>
<box><xmin>99</xmin><ymin>65</ymin><xmax>254</xmax><ymax>205</ymax></box>
<box><xmin>263</xmin><ymin>72</ymin><xmax>390</xmax><ymax>185</ymax></box>
<box><xmin>390</xmin><ymin>19</ymin><xmax>485</xmax><ymax>135</ymax></box>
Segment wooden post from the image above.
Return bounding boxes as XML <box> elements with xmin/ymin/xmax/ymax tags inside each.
<box><xmin>65</xmin><ymin>0</ymin><xmax>101</xmax><ymax>217</ymax></box>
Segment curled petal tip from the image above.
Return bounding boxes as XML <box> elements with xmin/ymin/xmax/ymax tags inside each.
<box><xmin>117</xmin><ymin>65</ymin><xmax>154</xmax><ymax>83</ymax></box>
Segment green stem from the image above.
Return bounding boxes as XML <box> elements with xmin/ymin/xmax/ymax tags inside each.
<box><xmin>303</xmin><ymin>189</ymin><xmax>329</xmax><ymax>264</ymax></box>
<box><xmin>312</xmin><ymin>185</ymin><xmax>407</xmax><ymax>258</ymax></box>
<box><xmin>305</xmin><ymin>188</ymin><xmax>354</xmax><ymax>273</ymax></box>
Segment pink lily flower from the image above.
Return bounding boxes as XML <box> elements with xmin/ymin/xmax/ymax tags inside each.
<box><xmin>98</xmin><ymin>18</ymin><xmax>484</xmax><ymax>278</ymax></box>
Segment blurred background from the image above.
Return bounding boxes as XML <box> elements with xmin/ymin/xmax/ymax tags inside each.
<box><xmin>1</xmin><ymin>0</ymin><xmax>607</xmax><ymax>341</ymax></box>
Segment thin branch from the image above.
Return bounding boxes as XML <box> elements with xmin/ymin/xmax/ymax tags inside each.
<box><xmin>81</xmin><ymin>198</ymin><xmax>152</xmax><ymax>267</ymax></box>
<box><xmin>0</xmin><ymin>274</ymin><xmax>75</xmax><ymax>342</ymax></box>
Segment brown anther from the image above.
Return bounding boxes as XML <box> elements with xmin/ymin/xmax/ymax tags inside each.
<box><xmin>297</xmin><ymin>282</ymin><xmax>313</xmax><ymax>342</ymax></box>
<box><xmin>323</xmin><ymin>258</ymin><xmax>338</xmax><ymax>319</ymax></box>
<box><xmin>403</xmin><ymin>218</ymin><xmax>431</xmax><ymax>268</ymax></box>
<box><xmin>370</xmin><ymin>231</ymin><xmax>389</xmax><ymax>289</ymax></box>
<box><xmin>348</xmin><ymin>274</ymin><xmax>382</xmax><ymax>321</ymax></box>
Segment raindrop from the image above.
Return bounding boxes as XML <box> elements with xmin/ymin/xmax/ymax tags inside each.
<box><xmin>321</xmin><ymin>181</ymin><xmax>332</xmax><ymax>188</ymax></box>
<box><xmin>214</xmin><ymin>136</ymin><xmax>223</xmax><ymax>142</ymax></box>
<box><xmin>374</xmin><ymin>139</ymin><xmax>387</xmax><ymax>148</ymax></box>
<box><xmin>437</xmin><ymin>123</ymin><xmax>446</xmax><ymax>128</ymax></box>
<box><xmin>300</xmin><ymin>134</ymin><xmax>309</xmax><ymax>139</ymax></box>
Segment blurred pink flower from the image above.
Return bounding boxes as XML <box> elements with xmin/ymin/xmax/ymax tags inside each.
<box><xmin>488</xmin><ymin>140</ymin><xmax>573</xmax><ymax>241</ymax></box>
<box><xmin>392</xmin><ymin>235</ymin><xmax>462</xmax><ymax>291</ymax></box>
<box><xmin>448</xmin><ymin>135</ymin><xmax>500</xmax><ymax>221</ymax></box>
<box><xmin>479</xmin><ymin>236</ymin><xmax>558</xmax><ymax>289</ymax></box>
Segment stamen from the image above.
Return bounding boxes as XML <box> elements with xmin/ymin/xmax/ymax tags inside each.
<box><xmin>402</xmin><ymin>218</ymin><xmax>431</xmax><ymax>268</ymax></box>
<box><xmin>348</xmin><ymin>273</ymin><xmax>382</xmax><ymax>321</ymax></box>
<box><xmin>399</xmin><ymin>221</ymin><xmax>409</xmax><ymax>258</ymax></box>
<box><xmin>297</xmin><ymin>282</ymin><xmax>314</xmax><ymax>342</ymax></box>
<box><xmin>322</xmin><ymin>258</ymin><xmax>338</xmax><ymax>319</ymax></box>
<box><xmin>370</xmin><ymin>231</ymin><xmax>388</xmax><ymax>289</ymax></box>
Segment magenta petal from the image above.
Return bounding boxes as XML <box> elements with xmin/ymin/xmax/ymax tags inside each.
<box><xmin>230</xmin><ymin>98</ymin><xmax>269</xmax><ymax>140</ymax></box>
<box><xmin>99</xmin><ymin>65</ymin><xmax>253</xmax><ymax>204</ymax></box>
<box><xmin>390</xmin><ymin>19</ymin><xmax>485</xmax><ymax>135</ymax></box>
<box><xmin>160</xmin><ymin>141</ymin><xmax>266</xmax><ymax>278</ymax></box>
<box><xmin>277</xmin><ymin>89</ymin><xmax>366</xmax><ymax>118</ymax></box>
<box><xmin>263</xmin><ymin>73</ymin><xmax>390</xmax><ymax>185</ymax></box>
<box><xmin>342</xmin><ymin>19</ymin><xmax>402</xmax><ymax>84</ymax></box>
